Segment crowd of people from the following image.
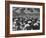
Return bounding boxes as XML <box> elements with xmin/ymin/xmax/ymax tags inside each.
<box><xmin>12</xmin><ymin>16</ymin><xmax>40</xmax><ymax>31</ymax></box>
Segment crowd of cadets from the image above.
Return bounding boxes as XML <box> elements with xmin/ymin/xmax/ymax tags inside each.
<box><xmin>13</xmin><ymin>17</ymin><xmax>40</xmax><ymax>31</ymax></box>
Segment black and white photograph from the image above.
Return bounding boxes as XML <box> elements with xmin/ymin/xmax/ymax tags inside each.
<box><xmin>12</xmin><ymin>7</ymin><xmax>40</xmax><ymax>31</ymax></box>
